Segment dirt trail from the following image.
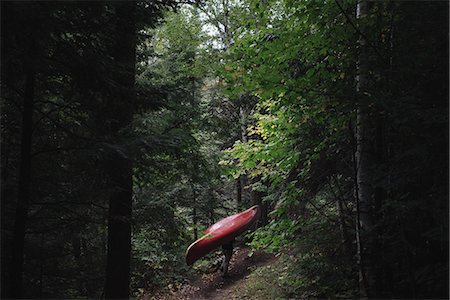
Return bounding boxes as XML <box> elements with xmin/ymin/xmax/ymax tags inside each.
<box><xmin>149</xmin><ymin>246</ymin><xmax>275</xmax><ymax>300</ymax></box>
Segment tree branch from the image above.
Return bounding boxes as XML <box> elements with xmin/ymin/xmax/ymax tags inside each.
<box><xmin>334</xmin><ymin>0</ymin><xmax>388</xmax><ymax>66</ymax></box>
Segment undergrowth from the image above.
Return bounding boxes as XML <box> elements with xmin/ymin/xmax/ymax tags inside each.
<box><xmin>236</xmin><ymin>251</ymin><xmax>357</xmax><ymax>300</ymax></box>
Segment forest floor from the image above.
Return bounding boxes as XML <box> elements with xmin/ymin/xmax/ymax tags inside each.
<box><xmin>147</xmin><ymin>246</ymin><xmax>276</xmax><ymax>300</ymax></box>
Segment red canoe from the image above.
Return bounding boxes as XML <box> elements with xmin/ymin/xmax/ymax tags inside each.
<box><xmin>185</xmin><ymin>205</ymin><xmax>261</xmax><ymax>266</ymax></box>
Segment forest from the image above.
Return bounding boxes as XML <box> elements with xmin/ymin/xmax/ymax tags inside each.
<box><xmin>1</xmin><ymin>0</ymin><xmax>448</xmax><ymax>299</ymax></box>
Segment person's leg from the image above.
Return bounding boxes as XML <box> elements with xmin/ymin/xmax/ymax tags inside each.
<box><xmin>221</xmin><ymin>248</ymin><xmax>233</xmax><ymax>276</ymax></box>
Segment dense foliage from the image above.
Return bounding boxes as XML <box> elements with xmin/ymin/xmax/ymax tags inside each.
<box><xmin>1</xmin><ymin>0</ymin><xmax>448</xmax><ymax>299</ymax></box>
<box><xmin>219</xmin><ymin>1</ymin><xmax>448</xmax><ymax>298</ymax></box>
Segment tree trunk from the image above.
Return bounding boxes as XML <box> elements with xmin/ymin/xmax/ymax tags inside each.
<box><xmin>239</xmin><ymin>106</ymin><xmax>248</xmax><ymax>143</ymax></box>
<box><xmin>105</xmin><ymin>158</ymin><xmax>133</xmax><ymax>299</ymax></box>
<box><xmin>104</xmin><ymin>2</ymin><xmax>136</xmax><ymax>299</ymax></box>
<box><xmin>336</xmin><ymin>195</ymin><xmax>350</xmax><ymax>256</ymax></box>
<box><xmin>239</xmin><ymin>105</ymin><xmax>249</xmax><ymax>205</ymax></box>
<box><xmin>82</xmin><ymin>238</ymin><xmax>95</xmax><ymax>298</ymax></box>
<box><xmin>9</xmin><ymin>26</ymin><xmax>36</xmax><ymax>299</ymax></box>
<box><xmin>236</xmin><ymin>177</ymin><xmax>242</xmax><ymax>209</ymax></box>
<box><xmin>250</xmin><ymin>176</ymin><xmax>268</xmax><ymax>226</ymax></box>
<box><xmin>193</xmin><ymin>207</ymin><xmax>198</xmax><ymax>240</ymax></box>
<box><xmin>72</xmin><ymin>234</ymin><xmax>85</xmax><ymax>296</ymax></box>
<box><xmin>192</xmin><ymin>183</ymin><xmax>198</xmax><ymax>240</ymax></box>
<box><xmin>221</xmin><ymin>0</ymin><xmax>232</xmax><ymax>52</ymax></box>
<box><xmin>328</xmin><ymin>176</ymin><xmax>352</xmax><ymax>257</ymax></box>
<box><xmin>355</xmin><ymin>0</ymin><xmax>378</xmax><ymax>297</ymax></box>
<box><xmin>251</xmin><ymin>190</ymin><xmax>267</xmax><ymax>226</ymax></box>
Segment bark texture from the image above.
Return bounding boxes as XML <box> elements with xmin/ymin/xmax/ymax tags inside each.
<box><xmin>355</xmin><ymin>0</ymin><xmax>378</xmax><ymax>297</ymax></box>
<box><xmin>104</xmin><ymin>2</ymin><xmax>136</xmax><ymax>299</ymax></box>
<box><xmin>9</xmin><ymin>25</ymin><xmax>36</xmax><ymax>299</ymax></box>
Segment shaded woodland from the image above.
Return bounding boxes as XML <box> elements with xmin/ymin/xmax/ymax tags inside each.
<box><xmin>1</xmin><ymin>0</ymin><xmax>448</xmax><ymax>299</ymax></box>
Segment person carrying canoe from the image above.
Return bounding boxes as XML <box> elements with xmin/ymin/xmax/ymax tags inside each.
<box><xmin>185</xmin><ymin>206</ymin><xmax>261</xmax><ymax>274</ymax></box>
<box><xmin>220</xmin><ymin>239</ymin><xmax>234</xmax><ymax>277</ymax></box>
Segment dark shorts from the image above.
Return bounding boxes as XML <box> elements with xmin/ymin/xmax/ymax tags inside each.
<box><xmin>222</xmin><ymin>241</ymin><xmax>233</xmax><ymax>251</ymax></box>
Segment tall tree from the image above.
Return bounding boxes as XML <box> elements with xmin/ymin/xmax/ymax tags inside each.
<box><xmin>104</xmin><ymin>2</ymin><xmax>136</xmax><ymax>299</ymax></box>
<box><xmin>354</xmin><ymin>0</ymin><xmax>377</xmax><ymax>297</ymax></box>
<box><xmin>6</xmin><ymin>3</ymin><xmax>38</xmax><ymax>297</ymax></box>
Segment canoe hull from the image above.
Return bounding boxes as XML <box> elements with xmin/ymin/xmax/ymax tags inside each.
<box><xmin>185</xmin><ymin>205</ymin><xmax>261</xmax><ymax>266</ymax></box>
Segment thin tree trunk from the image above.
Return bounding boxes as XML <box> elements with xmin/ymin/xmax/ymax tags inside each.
<box><xmin>104</xmin><ymin>2</ymin><xmax>136</xmax><ymax>299</ymax></box>
<box><xmin>219</xmin><ymin>0</ymin><xmax>248</xmax><ymax>212</ymax></box>
<box><xmin>239</xmin><ymin>105</ymin><xmax>249</xmax><ymax>205</ymax></box>
<box><xmin>72</xmin><ymin>234</ymin><xmax>84</xmax><ymax>296</ymax></box>
<box><xmin>326</xmin><ymin>178</ymin><xmax>350</xmax><ymax>254</ymax></box>
<box><xmin>82</xmin><ymin>238</ymin><xmax>95</xmax><ymax>298</ymax></box>
<box><xmin>236</xmin><ymin>177</ymin><xmax>242</xmax><ymax>209</ymax></box>
<box><xmin>239</xmin><ymin>106</ymin><xmax>248</xmax><ymax>143</ymax></box>
<box><xmin>192</xmin><ymin>183</ymin><xmax>198</xmax><ymax>240</ymax></box>
<box><xmin>336</xmin><ymin>193</ymin><xmax>350</xmax><ymax>255</ymax></box>
<box><xmin>355</xmin><ymin>0</ymin><xmax>378</xmax><ymax>297</ymax></box>
<box><xmin>9</xmin><ymin>26</ymin><xmax>36</xmax><ymax>299</ymax></box>
<box><xmin>221</xmin><ymin>0</ymin><xmax>232</xmax><ymax>52</ymax></box>
<box><xmin>193</xmin><ymin>207</ymin><xmax>198</xmax><ymax>240</ymax></box>
<box><xmin>350</xmin><ymin>119</ymin><xmax>365</xmax><ymax>297</ymax></box>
